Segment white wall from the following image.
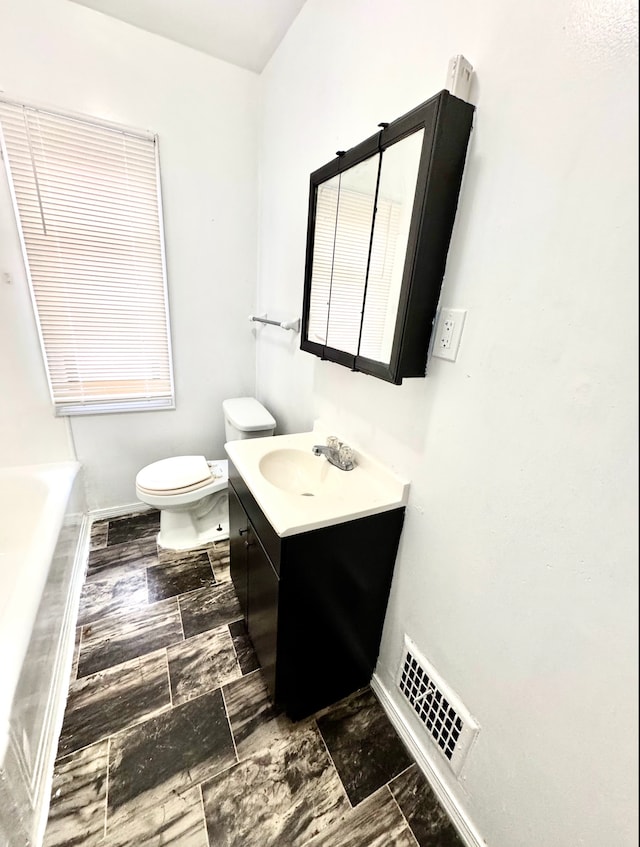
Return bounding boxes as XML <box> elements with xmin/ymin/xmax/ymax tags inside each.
<box><xmin>0</xmin><ymin>0</ymin><xmax>260</xmax><ymax>508</ymax></box>
<box><xmin>256</xmin><ymin>1</ymin><xmax>639</xmax><ymax>845</ymax></box>
<box><xmin>0</xmin><ymin>157</ymin><xmax>73</xmax><ymax>466</ymax></box>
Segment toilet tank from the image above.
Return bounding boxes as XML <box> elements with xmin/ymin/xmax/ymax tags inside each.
<box><xmin>223</xmin><ymin>397</ymin><xmax>276</xmax><ymax>442</ymax></box>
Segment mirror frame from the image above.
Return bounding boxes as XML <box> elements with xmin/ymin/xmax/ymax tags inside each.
<box><xmin>301</xmin><ymin>90</ymin><xmax>474</xmax><ymax>384</ymax></box>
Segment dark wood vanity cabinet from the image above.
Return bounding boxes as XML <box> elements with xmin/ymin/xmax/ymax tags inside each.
<box><xmin>228</xmin><ymin>463</ymin><xmax>405</xmax><ymax>721</ymax></box>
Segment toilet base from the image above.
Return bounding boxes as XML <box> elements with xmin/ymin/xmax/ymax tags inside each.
<box><xmin>156</xmin><ymin>490</ymin><xmax>229</xmax><ymax>551</ymax></box>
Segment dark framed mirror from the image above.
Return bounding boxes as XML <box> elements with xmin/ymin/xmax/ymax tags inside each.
<box><xmin>301</xmin><ymin>90</ymin><xmax>474</xmax><ymax>384</ymax></box>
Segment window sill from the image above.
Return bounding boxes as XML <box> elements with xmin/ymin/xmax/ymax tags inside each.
<box><xmin>55</xmin><ymin>398</ymin><xmax>176</xmax><ymax>417</ymax></box>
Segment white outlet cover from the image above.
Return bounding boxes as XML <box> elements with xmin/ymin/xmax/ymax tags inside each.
<box><xmin>432</xmin><ymin>308</ymin><xmax>467</xmax><ymax>362</ymax></box>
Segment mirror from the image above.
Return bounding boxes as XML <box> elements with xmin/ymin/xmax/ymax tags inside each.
<box><xmin>358</xmin><ymin>130</ymin><xmax>423</xmax><ymax>364</ymax></box>
<box><xmin>307</xmin><ymin>154</ymin><xmax>380</xmax><ymax>355</ymax></box>
<box><xmin>301</xmin><ymin>90</ymin><xmax>474</xmax><ymax>384</ymax></box>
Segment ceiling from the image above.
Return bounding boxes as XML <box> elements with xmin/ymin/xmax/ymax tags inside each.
<box><xmin>69</xmin><ymin>0</ymin><xmax>308</xmax><ymax>73</ymax></box>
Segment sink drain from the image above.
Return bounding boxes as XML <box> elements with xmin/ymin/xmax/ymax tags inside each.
<box><xmin>301</xmin><ymin>492</ymin><xmax>314</xmax><ymax>497</ymax></box>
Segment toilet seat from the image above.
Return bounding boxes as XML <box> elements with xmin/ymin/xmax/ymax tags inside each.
<box><xmin>136</xmin><ymin>477</ymin><xmax>214</xmax><ymax>496</ymax></box>
<box><xmin>136</xmin><ymin>456</ymin><xmax>227</xmax><ymax>497</ymax></box>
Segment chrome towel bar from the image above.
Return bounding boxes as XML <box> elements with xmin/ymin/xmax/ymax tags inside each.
<box><xmin>249</xmin><ymin>314</ymin><xmax>300</xmax><ymax>333</ymax></box>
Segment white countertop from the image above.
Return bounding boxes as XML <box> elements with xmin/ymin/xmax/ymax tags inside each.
<box><xmin>224</xmin><ymin>426</ymin><xmax>410</xmax><ymax>537</ymax></box>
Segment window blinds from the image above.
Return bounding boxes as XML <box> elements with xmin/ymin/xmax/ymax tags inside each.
<box><xmin>307</xmin><ymin>179</ymin><xmax>401</xmax><ymax>361</ymax></box>
<box><xmin>0</xmin><ymin>99</ymin><xmax>174</xmax><ymax>415</ymax></box>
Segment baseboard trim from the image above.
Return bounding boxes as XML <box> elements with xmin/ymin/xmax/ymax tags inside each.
<box><xmin>32</xmin><ymin>513</ymin><xmax>91</xmax><ymax>847</ymax></box>
<box><xmin>88</xmin><ymin>501</ymin><xmax>151</xmax><ymax>521</ymax></box>
<box><xmin>371</xmin><ymin>673</ymin><xmax>486</xmax><ymax>847</ymax></box>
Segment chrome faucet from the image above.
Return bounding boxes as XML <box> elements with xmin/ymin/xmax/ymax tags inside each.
<box><xmin>311</xmin><ymin>436</ymin><xmax>356</xmax><ymax>471</ymax></box>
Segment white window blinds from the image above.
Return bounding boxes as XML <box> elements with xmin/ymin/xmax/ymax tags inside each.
<box><xmin>307</xmin><ymin>179</ymin><xmax>401</xmax><ymax>360</ymax></box>
<box><xmin>0</xmin><ymin>99</ymin><xmax>174</xmax><ymax>415</ymax></box>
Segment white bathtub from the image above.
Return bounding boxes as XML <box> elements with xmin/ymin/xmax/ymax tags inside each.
<box><xmin>0</xmin><ymin>462</ymin><xmax>85</xmax><ymax>847</ymax></box>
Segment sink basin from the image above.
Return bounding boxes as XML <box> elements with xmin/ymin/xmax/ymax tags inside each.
<box><xmin>225</xmin><ymin>426</ymin><xmax>410</xmax><ymax>537</ymax></box>
<box><xmin>258</xmin><ymin>449</ymin><xmax>329</xmax><ymax>495</ymax></box>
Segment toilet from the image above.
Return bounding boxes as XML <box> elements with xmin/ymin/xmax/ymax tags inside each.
<box><xmin>135</xmin><ymin>397</ymin><xmax>276</xmax><ymax>550</ymax></box>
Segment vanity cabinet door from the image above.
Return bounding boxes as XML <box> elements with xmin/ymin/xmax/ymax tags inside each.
<box><xmin>246</xmin><ymin>526</ymin><xmax>279</xmax><ymax>700</ymax></box>
<box><xmin>228</xmin><ymin>483</ymin><xmax>249</xmax><ymax>619</ymax></box>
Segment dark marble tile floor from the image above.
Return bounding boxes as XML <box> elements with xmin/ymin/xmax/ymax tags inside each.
<box><xmin>44</xmin><ymin>510</ymin><xmax>466</xmax><ymax>847</ymax></box>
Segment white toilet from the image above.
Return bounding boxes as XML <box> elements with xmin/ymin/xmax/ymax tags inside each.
<box><xmin>135</xmin><ymin>397</ymin><xmax>276</xmax><ymax>550</ymax></box>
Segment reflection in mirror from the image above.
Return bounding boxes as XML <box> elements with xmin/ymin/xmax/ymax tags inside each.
<box><xmin>305</xmin><ymin>157</ymin><xmax>381</xmax><ymax>355</ymax></box>
<box><xmin>306</xmin><ymin>174</ymin><xmax>340</xmax><ymax>346</ymax></box>
<box><xmin>358</xmin><ymin>129</ymin><xmax>424</xmax><ymax>364</ymax></box>
<box><xmin>325</xmin><ymin>154</ymin><xmax>379</xmax><ymax>355</ymax></box>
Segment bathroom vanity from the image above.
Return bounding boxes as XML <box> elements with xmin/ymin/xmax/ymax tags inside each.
<box><xmin>225</xmin><ymin>429</ymin><xmax>409</xmax><ymax>721</ymax></box>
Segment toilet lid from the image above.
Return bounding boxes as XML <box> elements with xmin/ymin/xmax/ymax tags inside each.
<box><xmin>136</xmin><ymin>455</ymin><xmax>213</xmax><ymax>493</ymax></box>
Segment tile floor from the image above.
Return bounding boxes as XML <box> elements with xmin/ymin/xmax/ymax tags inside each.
<box><xmin>44</xmin><ymin>511</ymin><xmax>465</xmax><ymax>847</ymax></box>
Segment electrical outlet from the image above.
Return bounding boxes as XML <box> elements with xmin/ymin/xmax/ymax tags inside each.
<box><xmin>432</xmin><ymin>308</ymin><xmax>466</xmax><ymax>362</ymax></box>
<box><xmin>440</xmin><ymin>317</ymin><xmax>455</xmax><ymax>349</ymax></box>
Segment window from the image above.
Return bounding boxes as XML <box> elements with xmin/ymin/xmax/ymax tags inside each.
<box><xmin>0</xmin><ymin>99</ymin><xmax>174</xmax><ymax>415</ymax></box>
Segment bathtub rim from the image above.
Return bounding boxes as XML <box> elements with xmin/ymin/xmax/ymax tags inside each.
<box><xmin>1</xmin><ymin>461</ymin><xmax>82</xmax><ymax>748</ymax></box>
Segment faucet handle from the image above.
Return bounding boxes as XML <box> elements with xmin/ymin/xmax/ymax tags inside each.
<box><xmin>338</xmin><ymin>444</ymin><xmax>355</xmax><ymax>467</ymax></box>
<box><xmin>326</xmin><ymin>436</ymin><xmax>341</xmax><ymax>450</ymax></box>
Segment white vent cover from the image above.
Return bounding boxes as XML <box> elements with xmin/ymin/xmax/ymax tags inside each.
<box><xmin>397</xmin><ymin>636</ymin><xmax>479</xmax><ymax>776</ymax></box>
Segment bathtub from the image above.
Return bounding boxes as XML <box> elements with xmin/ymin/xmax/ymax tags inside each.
<box><xmin>0</xmin><ymin>462</ymin><xmax>86</xmax><ymax>847</ymax></box>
